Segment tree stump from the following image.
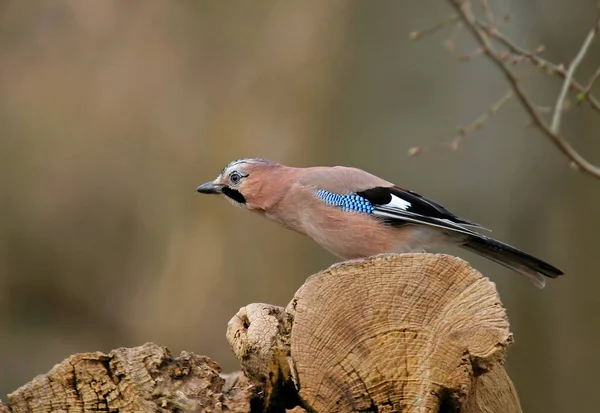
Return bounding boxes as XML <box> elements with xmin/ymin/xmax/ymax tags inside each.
<box><xmin>0</xmin><ymin>253</ymin><xmax>521</xmax><ymax>413</ymax></box>
<box><xmin>227</xmin><ymin>253</ymin><xmax>521</xmax><ymax>413</ymax></box>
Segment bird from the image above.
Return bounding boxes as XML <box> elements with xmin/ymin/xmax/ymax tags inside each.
<box><xmin>196</xmin><ymin>158</ymin><xmax>563</xmax><ymax>288</ymax></box>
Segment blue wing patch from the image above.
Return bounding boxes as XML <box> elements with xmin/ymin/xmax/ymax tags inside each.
<box><xmin>315</xmin><ymin>189</ymin><xmax>374</xmax><ymax>213</ymax></box>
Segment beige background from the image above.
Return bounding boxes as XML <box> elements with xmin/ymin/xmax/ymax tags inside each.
<box><xmin>1</xmin><ymin>1</ymin><xmax>599</xmax><ymax>412</ymax></box>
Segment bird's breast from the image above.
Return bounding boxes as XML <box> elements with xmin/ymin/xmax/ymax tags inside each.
<box><xmin>298</xmin><ymin>202</ymin><xmax>403</xmax><ymax>259</ymax></box>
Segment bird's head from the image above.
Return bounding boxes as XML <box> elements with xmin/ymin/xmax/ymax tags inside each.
<box><xmin>196</xmin><ymin>158</ymin><xmax>281</xmax><ymax>210</ymax></box>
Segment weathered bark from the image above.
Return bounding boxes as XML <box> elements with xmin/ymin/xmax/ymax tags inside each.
<box><xmin>0</xmin><ymin>343</ymin><xmax>253</xmax><ymax>413</ymax></box>
<box><xmin>0</xmin><ymin>253</ymin><xmax>521</xmax><ymax>413</ymax></box>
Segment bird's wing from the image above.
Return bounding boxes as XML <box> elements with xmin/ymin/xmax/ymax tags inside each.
<box><xmin>357</xmin><ymin>186</ymin><xmax>489</xmax><ymax>236</ymax></box>
<box><xmin>298</xmin><ymin>166</ymin><xmax>488</xmax><ymax>236</ymax></box>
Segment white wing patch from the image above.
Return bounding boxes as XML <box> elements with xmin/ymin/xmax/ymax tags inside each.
<box><xmin>387</xmin><ymin>194</ymin><xmax>411</xmax><ymax>210</ymax></box>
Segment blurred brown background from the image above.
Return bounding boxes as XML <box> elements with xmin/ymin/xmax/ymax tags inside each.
<box><xmin>1</xmin><ymin>1</ymin><xmax>599</xmax><ymax>412</ymax></box>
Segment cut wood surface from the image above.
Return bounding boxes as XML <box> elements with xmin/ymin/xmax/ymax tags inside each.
<box><xmin>1</xmin><ymin>253</ymin><xmax>521</xmax><ymax>413</ymax></box>
<box><xmin>228</xmin><ymin>253</ymin><xmax>521</xmax><ymax>413</ymax></box>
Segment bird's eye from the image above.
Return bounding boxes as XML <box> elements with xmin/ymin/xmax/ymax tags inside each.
<box><xmin>230</xmin><ymin>171</ymin><xmax>242</xmax><ymax>184</ymax></box>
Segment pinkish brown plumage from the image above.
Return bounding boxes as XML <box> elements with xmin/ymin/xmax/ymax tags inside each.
<box><xmin>197</xmin><ymin>158</ymin><xmax>563</xmax><ymax>288</ymax></box>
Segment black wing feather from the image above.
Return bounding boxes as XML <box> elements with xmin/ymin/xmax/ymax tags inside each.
<box><xmin>391</xmin><ymin>187</ymin><xmax>482</xmax><ymax>227</ymax></box>
<box><xmin>357</xmin><ymin>186</ymin><xmax>487</xmax><ymax>234</ymax></box>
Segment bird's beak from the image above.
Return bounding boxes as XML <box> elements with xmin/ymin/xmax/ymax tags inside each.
<box><xmin>196</xmin><ymin>181</ymin><xmax>222</xmax><ymax>194</ymax></box>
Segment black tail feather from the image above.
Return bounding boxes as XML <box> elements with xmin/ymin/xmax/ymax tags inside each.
<box><xmin>461</xmin><ymin>235</ymin><xmax>563</xmax><ymax>288</ymax></box>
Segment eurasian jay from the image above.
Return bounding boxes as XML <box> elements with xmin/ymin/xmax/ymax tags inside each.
<box><xmin>197</xmin><ymin>158</ymin><xmax>563</xmax><ymax>288</ymax></box>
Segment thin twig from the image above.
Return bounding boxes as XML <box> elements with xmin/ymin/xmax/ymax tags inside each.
<box><xmin>457</xmin><ymin>48</ymin><xmax>485</xmax><ymax>62</ymax></box>
<box><xmin>443</xmin><ymin>21</ymin><xmax>464</xmax><ymax>53</ymax></box>
<box><xmin>449</xmin><ymin>0</ymin><xmax>600</xmax><ymax>179</ymax></box>
<box><xmin>588</xmin><ymin>66</ymin><xmax>600</xmax><ymax>90</ymax></box>
<box><xmin>410</xmin><ymin>15</ymin><xmax>459</xmax><ymax>40</ymax></box>
<box><xmin>580</xmin><ymin>66</ymin><xmax>600</xmax><ymax>102</ymax></box>
<box><xmin>457</xmin><ymin>89</ymin><xmax>513</xmax><ymax>136</ymax></box>
<box><xmin>480</xmin><ymin>0</ymin><xmax>497</xmax><ymax>27</ymax></box>
<box><xmin>551</xmin><ymin>26</ymin><xmax>598</xmax><ymax>133</ymax></box>
<box><xmin>408</xmin><ymin>89</ymin><xmax>513</xmax><ymax>156</ymax></box>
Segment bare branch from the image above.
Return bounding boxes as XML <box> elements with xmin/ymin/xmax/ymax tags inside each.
<box><xmin>551</xmin><ymin>25</ymin><xmax>599</xmax><ymax>133</ymax></box>
<box><xmin>476</xmin><ymin>19</ymin><xmax>600</xmax><ymax>113</ymax></box>
<box><xmin>448</xmin><ymin>0</ymin><xmax>600</xmax><ymax>179</ymax></box>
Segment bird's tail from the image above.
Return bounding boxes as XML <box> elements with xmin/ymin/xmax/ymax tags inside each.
<box><xmin>461</xmin><ymin>235</ymin><xmax>563</xmax><ymax>289</ymax></box>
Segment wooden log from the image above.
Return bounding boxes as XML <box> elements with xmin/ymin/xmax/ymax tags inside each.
<box><xmin>227</xmin><ymin>253</ymin><xmax>521</xmax><ymax>413</ymax></box>
<box><xmin>0</xmin><ymin>343</ymin><xmax>253</xmax><ymax>413</ymax></box>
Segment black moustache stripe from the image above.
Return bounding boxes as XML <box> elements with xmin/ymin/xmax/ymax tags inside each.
<box><xmin>222</xmin><ymin>187</ymin><xmax>246</xmax><ymax>204</ymax></box>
